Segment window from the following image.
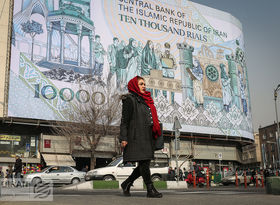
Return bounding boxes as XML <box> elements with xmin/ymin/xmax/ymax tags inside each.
<box><xmin>262</xmin><ymin>134</ymin><xmax>266</xmax><ymax>140</ymax></box>
<box><xmin>61</xmin><ymin>166</ymin><xmax>74</xmax><ymax>172</ymax></box>
<box><xmin>123</xmin><ymin>162</ymin><xmax>136</xmax><ymax>167</ymax></box>
<box><xmin>107</xmin><ymin>157</ymin><xmax>122</xmax><ymax>167</ymax></box>
<box><xmin>48</xmin><ymin>166</ymin><xmax>61</xmax><ymax>173</ymax></box>
<box><xmin>270</xmin><ymin>132</ymin><xmax>273</xmax><ymax>138</ymax></box>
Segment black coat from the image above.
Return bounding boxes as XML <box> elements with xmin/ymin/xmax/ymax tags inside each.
<box><xmin>119</xmin><ymin>92</ymin><xmax>155</xmax><ymax>162</ymax></box>
<box><xmin>14</xmin><ymin>158</ymin><xmax>22</xmax><ymax>174</ymax></box>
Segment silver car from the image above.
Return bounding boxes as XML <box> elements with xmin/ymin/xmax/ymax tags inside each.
<box><xmin>24</xmin><ymin>166</ymin><xmax>85</xmax><ymax>185</ymax></box>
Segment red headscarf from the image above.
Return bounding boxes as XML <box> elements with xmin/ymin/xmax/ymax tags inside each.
<box><xmin>127</xmin><ymin>76</ymin><xmax>161</xmax><ymax>139</ymax></box>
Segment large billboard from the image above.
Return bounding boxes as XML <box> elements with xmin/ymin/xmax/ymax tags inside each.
<box><xmin>8</xmin><ymin>0</ymin><xmax>253</xmax><ymax>140</ymax></box>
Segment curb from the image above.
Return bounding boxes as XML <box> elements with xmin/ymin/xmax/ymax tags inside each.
<box><xmin>61</xmin><ymin>181</ymin><xmax>93</xmax><ymax>191</ymax></box>
<box><xmin>60</xmin><ymin>180</ymin><xmax>188</xmax><ymax>191</ymax></box>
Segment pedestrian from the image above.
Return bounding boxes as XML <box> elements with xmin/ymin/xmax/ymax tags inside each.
<box><xmin>179</xmin><ymin>168</ymin><xmax>183</xmax><ymax>181</ymax></box>
<box><xmin>82</xmin><ymin>165</ymin><xmax>89</xmax><ymax>172</ymax></box>
<box><xmin>264</xmin><ymin>169</ymin><xmax>269</xmax><ymax>184</ymax></box>
<box><xmin>251</xmin><ymin>169</ymin><xmax>256</xmax><ymax>185</ymax></box>
<box><xmin>6</xmin><ymin>165</ymin><xmax>13</xmax><ymax>187</ymax></box>
<box><xmin>170</xmin><ymin>167</ymin><xmax>176</xmax><ymax>181</ymax></box>
<box><xmin>13</xmin><ymin>155</ymin><xmax>23</xmax><ymax>187</ymax></box>
<box><xmin>193</xmin><ymin>162</ymin><xmax>201</xmax><ymax>177</ymax></box>
<box><xmin>0</xmin><ymin>167</ymin><xmax>4</xmax><ymax>186</ymax></box>
<box><xmin>183</xmin><ymin>167</ymin><xmax>188</xmax><ymax>180</ymax></box>
<box><xmin>119</xmin><ymin>76</ymin><xmax>162</xmax><ymax>198</ymax></box>
<box><xmin>174</xmin><ymin>167</ymin><xmax>178</xmax><ymax>180</ymax></box>
<box><xmin>167</xmin><ymin>167</ymin><xmax>172</xmax><ymax>180</ymax></box>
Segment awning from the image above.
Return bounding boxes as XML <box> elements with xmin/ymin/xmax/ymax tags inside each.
<box><xmin>42</xmin><ymin>154</ymin><xmax>76</xmax><ymax>166</ymax></box>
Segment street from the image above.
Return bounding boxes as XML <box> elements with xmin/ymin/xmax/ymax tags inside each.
<box><xmin>1</xmin><ymin>187</ymin><xmax>279</xmax><ymax>205</ymax></box>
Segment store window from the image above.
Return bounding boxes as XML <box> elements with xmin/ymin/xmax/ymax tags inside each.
<box><xmin>0</xmin><ymin>134</ymin><xmax>38</xmax><ymax>158</ymax></box>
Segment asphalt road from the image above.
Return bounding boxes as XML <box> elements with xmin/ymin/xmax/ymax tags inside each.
<box><xmin>1</xmin><ymin>188</ymin><xmax>279</xmax><ymax>205</ymax></box>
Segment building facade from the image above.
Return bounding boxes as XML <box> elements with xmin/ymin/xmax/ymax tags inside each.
<box><xmin>0</xmin><ymin>0</ymin><xmax>255</xmax><ymax>175</ymax></box>
<box><xmin>241</xmin><ymin>133</ymin><xmax>262</xmax><ymax>169</ymax></box>
<box><xmin>259</xmin><ymin>123</ymin><xmax>280</xmax><ymax>170</ymax></box>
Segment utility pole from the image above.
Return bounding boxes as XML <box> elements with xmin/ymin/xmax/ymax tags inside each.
<box><xmin>274</xmin><ymin>84</ymin><xmax>280</xmax><ymax>169</ymax></box>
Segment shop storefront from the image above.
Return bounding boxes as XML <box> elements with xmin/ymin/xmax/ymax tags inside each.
<box><xmin>0</xmin><ymin>134</ymin><xmax>40</xmax><ymax>175</ymax></box>
<box><xmin>0</xmin><ymin>134</ymin><xmax>38</xmax><ymax>158</ymax></box>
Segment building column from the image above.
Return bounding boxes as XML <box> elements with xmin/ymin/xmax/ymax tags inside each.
<box><xmin>46</xmin><ymin>21</ymin><xmax>52</xmax><ymax>61</ymax></box>
<box><xmin>60</xmin><ymin>20</ymin><xmax>66</xmax><ymax>64</ymax></box>
<box><xmin>77</xmin><ymin>24</ymin><xmax>82</xmax><ymax>66</ymax></box>
<box><xmin>177</xmin><ymin>42</ymin><xmax>194</xmax><ymax>102</ymax></box>
<box><xmin>169</xmin><ymin>91</ymin><xmax>172</xmax><ymax>104</ymax></box>
<box><xmin>89</xmin><ymin>31</ymin><xmax>94</xmax><ymax>68</ymax></box>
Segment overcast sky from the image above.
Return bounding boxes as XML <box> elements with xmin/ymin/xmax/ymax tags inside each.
<box><xmin>191</xmin><ymin>0</ymin><xmax>280</xmax><ymax>132</ymax></box>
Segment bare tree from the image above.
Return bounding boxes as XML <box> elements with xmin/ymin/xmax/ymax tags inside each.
<box><xmin>54</xmin><ymin>81</ymin><xmax>122</xmax><ymax>170</ymax></box>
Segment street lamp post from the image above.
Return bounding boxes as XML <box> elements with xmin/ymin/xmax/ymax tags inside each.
<box><xmin>274</xmin><ymin>84</ymin><xmax>280</xmax><ymax>169</ymax></box>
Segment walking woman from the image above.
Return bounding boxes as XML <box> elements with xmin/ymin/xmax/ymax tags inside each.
<box><xmin>119</xmin><ymin>76</ymin><xmax>162</xmax><ymax>198</ymax></box>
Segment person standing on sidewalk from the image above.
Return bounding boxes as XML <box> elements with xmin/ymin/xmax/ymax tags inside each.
<box><xmin>251</xmin><ymin>169</ymin><xmax>256</xmax><ymax>185</ymax></box>
<box><xmin>119</xmin><ymin>76</ymin><xmax>162</xmax><ymax>198</ymax></box>
<box><xmin>13</xmin><ymin>155</ymin><xmax>23</xmax><ymax>187</ymax></box>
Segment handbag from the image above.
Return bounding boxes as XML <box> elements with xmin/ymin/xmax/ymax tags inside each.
<box><xmin>154</xmin><ymin>123</ymin><xmax>164</xmax><ymax>151</ymax></box>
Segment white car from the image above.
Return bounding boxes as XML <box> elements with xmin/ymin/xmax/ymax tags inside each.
<box><xmin>23</xmin><ymin>166</ymin><xmax>86</xmax><ymax>185</ymax></box>
<box><xmin>222</xmin><ymin>172</ymin><xmax>261</xmax><ymax>185</ymax></box>
<box><xmin>85</xmin><ymin>157</ymin><xmax>168</xmax><ymax>181</ymax></box>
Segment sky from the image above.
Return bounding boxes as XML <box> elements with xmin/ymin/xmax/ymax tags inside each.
<box><xmin>191</xmin><ymin>0</ymin><xmax>280</xmax><ymax>132</ymax></box>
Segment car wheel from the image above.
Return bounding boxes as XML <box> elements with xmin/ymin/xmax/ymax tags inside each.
<box><xmin>31</xmin><ymin>177</ymin><xmax>42</xmax><ymax>186</ymax></box>
<box><xmin>85</xmin><ymin>176</ymin><xmax>91</xmax><ymax>181</ymax></box>
<box><xmin>71</xmin><ymin>178</ymin><xmax>80</xmax><ymax>184</ymax></box>
<box><xmin>103</xmin><ymin>175</ymin><xmax>115</xmax><ymax>181</ymax></box>
<box><xmin>151</xmin><ymin>175</ymin><xmax>161</xmax><ymax>182</ymax></box>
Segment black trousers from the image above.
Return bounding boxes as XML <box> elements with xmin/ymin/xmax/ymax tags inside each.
<box><xmin>127</xmin><ymin>160</ymin><xmax>152</xmax><ymax>185</ymax></box>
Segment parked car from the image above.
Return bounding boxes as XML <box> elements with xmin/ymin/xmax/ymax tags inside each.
<box><xmin>23</xmin><ymin>166</ymin><xmax>86</xmax><ymax>185</ymax></box>
<box><xmin>222</xmin><ymin>172</ymin><xmax>261</xmax><ymax>185</ymax></box>
<box><xmin>85</xmin><ymin>157</ymin><xmax>168</xmax><ymax>181</ymax></box>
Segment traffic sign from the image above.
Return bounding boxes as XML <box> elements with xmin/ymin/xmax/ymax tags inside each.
<box><xmin>173</xmin><ymin>116</ymin><xmax>182</xmax><ymax>130</ymax></box>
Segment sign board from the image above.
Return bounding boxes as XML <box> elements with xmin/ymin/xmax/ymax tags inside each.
<box><xmin>0</xmin><ymin>135</ymin><xmax>21</xmax><ymax>141</ymax></box>
<box><xmin>26</xmin><ymin>143</ymin><xmax>30</xmax><ymax>152</ymax></box>
<box><xmin>44</xmin><ymin>139</ymin><xmax>51</xmax><ymax>149</ymax></box>
<box><xmin>8</xmin><ymin>0</ymin><xmax>253</xmax><ymax>140</ymax></box>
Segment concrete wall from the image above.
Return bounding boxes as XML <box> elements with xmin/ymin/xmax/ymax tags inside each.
<box><xmin>73</xmin><ymin>135</ymin><xmax>117</xmax><ymax>153</ymax></box>
<box><xmin>194</xmin><ymin>145</ymin><xmax>239</xmax><ymax>161</ymax></box>
<box><xmin>41</xmin><ymin>135</ymin><xmax>71</xmax><ymax>154</ymax></box>
<box><xmin>0</xmin><ymin>0</ymin><xmax>12</xmax><ymax>118</ymax></box>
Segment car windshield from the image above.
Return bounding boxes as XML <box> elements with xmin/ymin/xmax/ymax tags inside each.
<box><xmin>41</xmin><ymin>167</ymin><xmax>50</xmax><ymax>172</ymax></box>
<box><xmin>107</xmin><ymin>157</ymin><xmax>122</xmax><ymax>167</ymax></box>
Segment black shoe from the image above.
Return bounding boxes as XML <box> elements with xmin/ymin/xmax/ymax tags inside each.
<box><xmin>121</xmin><ymin>180</ymin><xmax>133</xmax><ymax>197</ymax></box>
<box><xmin>146</xmin><ymin>183</ymin><xmax>163</xmax><ymax>198</ymax></box>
